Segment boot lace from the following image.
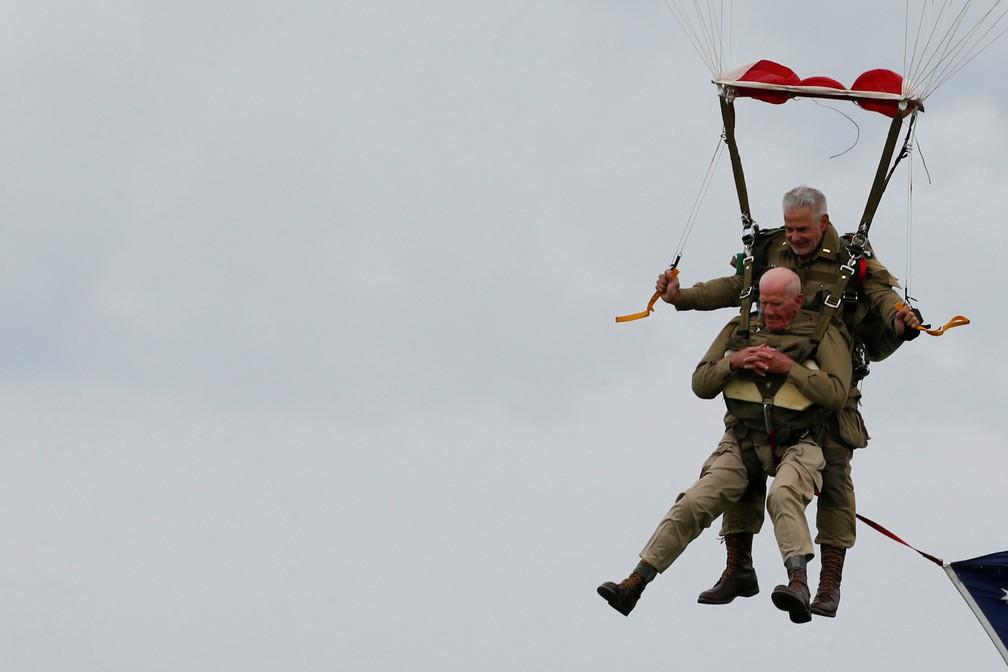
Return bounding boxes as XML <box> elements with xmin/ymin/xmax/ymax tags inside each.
<box><xmin>718</xmin><ymin>535</ymin><xmax>743</xmax><ymax>580</ymax></box>
<box><xmin>618</xmin><ymin>573</ymin><xmax>644</xmax><ymax>593</ymax></box>
<box><xmin>818</xmin><ymin>547</ymin><xmax>845</xmax><ymax>592</ymax></box>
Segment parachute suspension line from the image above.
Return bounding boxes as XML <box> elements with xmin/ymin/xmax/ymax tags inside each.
<box><xmin>900</xmin><ymin>119</ymin><xmax>934</xmax><ymax>306</ymax></box>
<box><xmin>894</xmin><ymin>114</ymin><xmax>972</xmax><ymax>337</ymax></box>
<box><xmin>903</xmin><ymin>0</ymin><xmax>1008</xmax><ymax>101</ymax></box>
<box><xmin>613</xmin><ymin>130</ymin><xmax>726</xmax><ymax>324</ymax></box>
<box><xmin>925</xmin><ymin>6</ymin><xmax>1008</xmax><ymax>96</ymax></box>
<box><xmin>616</xmin><ymin>1</ymin><xmax>735</xmax><ymax>324</ymax></box>
<box><xmin>672</xmin><ymin>135</ymin><xmax>726</xmax><ymax>264</ymax></box>
<box><xmin>663</xmin><ymin>0</ymin><xmax>731</xmax><ymax>77</ymax></box>
<box><xmin>908</xmin><ymin>2</ymin><xmax>996</xmax><ymax>97</ymax></box>
<box><xmin>904</xmin><ymin>144</ymin><xmax>915</xmax><ymax>307</ymax></box>
<box><xmin>904</xmin><ymin>0</ymin><xmax>964</xmax><ymax>96</ymax></box>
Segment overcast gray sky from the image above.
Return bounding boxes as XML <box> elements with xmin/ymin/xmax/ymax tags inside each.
<box><xmin>0</xmin><ymin>1</ymin><xmax>1005</xmax><ymax>670</ymax></box>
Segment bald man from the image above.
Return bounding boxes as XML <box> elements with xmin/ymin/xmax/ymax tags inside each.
<box><xmin>598</xmin><ymin>268</ymin><xmax>852</xmax><ymax>624</ymax></box>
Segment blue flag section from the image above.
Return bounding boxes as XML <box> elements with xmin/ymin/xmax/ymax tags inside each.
<box><xmin>945</xmin><ymin>551</ymin><xmax>1008</xmax><ymax>665</ymax></box>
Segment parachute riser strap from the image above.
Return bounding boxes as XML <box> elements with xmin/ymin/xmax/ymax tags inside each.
<box><xmin>718</xmin><ymin>89</ymin><xmax>759</xmax><ymax>336</ymax></box>
<box><xmin>858</xmin><ymin>109</ymin><xmax>916</xmax><ymax>237</ymax></box>
<box><xmin>836</xmin><ymin>112</ymin><xmax>913</xmax><ymax>340</ymax></box>
<box><xmin>718</xmin><ymin>90</ymin><xmax>752</xmax><ymax>223</ymax></box>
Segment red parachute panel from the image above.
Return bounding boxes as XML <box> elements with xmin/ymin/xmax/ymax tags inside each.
<box><xmin>717</xmin><ymin>61</ymin><xmax>914</xmax><ymax>117</ymax></box>
<box><xmin>851</xmin><ymin>68</ymin><xmax>906</xmax><ymax>117</ymax></box>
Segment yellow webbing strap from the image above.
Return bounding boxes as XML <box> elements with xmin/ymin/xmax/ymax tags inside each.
<box><xmin>897</xmin><ymin>303</ymin><xmax>971</xmax><ymax>336</ymax></box>
<box><xmin>615</xmin><ymin>268</ymin><xmax>678</xmax><ymax>323</ymax></box>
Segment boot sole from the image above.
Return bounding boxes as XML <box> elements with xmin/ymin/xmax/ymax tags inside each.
<box><xmin>810</xmin><ymin>602</ymin><xmax>838</xmax><ymax>618</ymax></box>
<box><xmin>771</xmin><ymin>589</ymin><xmax>812</xmax><ymax>624</ymax></box>
<box><xmin>697</xmin><ymin>585</ymin><xmax>759</xmax><ymax>605</ymax></box>
<box><xmin>597</xmin><ymin>584</ymin><xmax>634</xmax><ymax>617</ymax></box>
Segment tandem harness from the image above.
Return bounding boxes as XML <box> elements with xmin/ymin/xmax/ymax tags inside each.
<box><xmin>734</xmin><ymin>228</ymin><xmax>871</xmax><ymax>347</ymax></box>
<box><xmin>722</xmin><ymin>318</ymin><xmax>826</xmax><ymax>465</ymax></box>
<box><xmin>726</xmin><ymin>368</ymin><xmax>823</xmax><ymax>465</ymax></box>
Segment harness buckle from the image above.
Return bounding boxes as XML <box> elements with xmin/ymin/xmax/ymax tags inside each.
<box><xmin>847</xmin><ymin>233</ymin><xmax>867</xmax><ymax>258</ymax></box>
<box><xmin>762</xmin><ymin>399</ymin><xmax>775</xmax><ymax>435</ymax></box>
<box><xmin>738</xmin><ymin>255</ymin><xmax>755</xmax><ymax>301</ymax></box>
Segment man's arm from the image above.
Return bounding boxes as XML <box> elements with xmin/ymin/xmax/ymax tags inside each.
<box><xmin>657</xmin><ymin>268</ymin><xmax>744</xmax><ymax>311</ymax></box>
<box><xmin>691</xmin><ymin>319</ymin><xmax>742</xmax><ymax>399</ymax></box>
<box><xmin>785</xmin><ymin>326</ymin><xmax>852</xmax><ymax>411</ymax></box>
<box><xmin>860</xmin><ymin>256</ymin><xmax>904</xmax><ymax>326</ymax></box>
<box><xmin>858</xmin><ymin>256</ymin><xmax>922</xmax><ymax>360</ymax></box>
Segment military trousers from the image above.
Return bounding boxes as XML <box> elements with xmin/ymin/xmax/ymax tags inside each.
<box><xmin>718</xmin><ymin>432</ymin><xmax>856</xmax><ymax>548</ymax></box>
<box><xmin>640</xmin><ymin>432</ymin><xmax>824</xmax><ymax>572</ymax></box>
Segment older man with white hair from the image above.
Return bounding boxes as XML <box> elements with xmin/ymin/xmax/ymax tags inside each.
<box><xmin>598</xmin><ymin>267</ymin><xmax>851</xmax><ymax>624</ymax></box>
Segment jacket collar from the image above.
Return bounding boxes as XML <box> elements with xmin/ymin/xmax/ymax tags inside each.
<box><xmin>815</xmin><ymin>225</ymin><xmax>842</xmax><ymax>262</ymax></box>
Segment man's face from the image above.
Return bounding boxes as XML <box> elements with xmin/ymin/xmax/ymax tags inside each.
<box><xmin>759</xmin><ymin>285</ymin><xmax>803</xmax><ymax>333</ymax></box>
<box><xmin>784</xmin><ymin>205</ymin><xmax>828</xmax><ymax>261</ymax></box>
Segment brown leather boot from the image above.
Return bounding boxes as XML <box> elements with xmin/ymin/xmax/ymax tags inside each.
<box><xmin>771</xmin><ymin>557</ymin><xmax>812</xmax><ymax>624</ymax></box>
<box><xmin>810</xmin><ymin>545</ymin><xmax>846</xmax><ymax>617</ymax></box>
<box><xmin>697</xmin><ymin>533</ymin><xmax>759</xmax><ymax>604</ymax></box>
<box><xmin>597</xmin><ymin>573</ymin><xmax>646</xmax><ymax>616</ymax></box>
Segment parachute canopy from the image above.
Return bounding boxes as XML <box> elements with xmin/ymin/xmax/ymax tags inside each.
<box><xmin>715</xmin><ymin>60</ymin><xmax>920</xmax><ymax>117</ymax></box>
<box><xmin>667</xmin><ymin>1</ymin><xmax>1008</xmax><ymax>110</ymax></box>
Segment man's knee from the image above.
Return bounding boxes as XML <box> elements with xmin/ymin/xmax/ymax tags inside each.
<box><xmin>767</xmin><ymin>478</ymin><xmax>801</xmax><ymax>508</ymax></box>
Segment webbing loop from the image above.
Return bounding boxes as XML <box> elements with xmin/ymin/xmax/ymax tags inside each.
<box><xmin>896</xmin><ymin>302</ymin><xmax>971</xmax><ymax>336</ymax></box>
<box><xmin>615</xmin><ymin>268</ymin><xmax>678</xmax><ymax>323</ymax></box>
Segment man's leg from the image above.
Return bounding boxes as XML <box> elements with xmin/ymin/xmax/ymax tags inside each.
<box><xmin>766</xmin><ymin>437</ymin><xmax>824</xmax><ymax>624</ymax></box>
<box><xmin>697</xmin><ymin>440</ymin><xmax>766</xmax><ymax>605</ymax></box>
<box><xmin>598</xmin><ymin>433</ymin><xmax>751</xmax><ymax>616</ymax></box>
<box><xmin>811</xmin><ymin>434</ymin><xmax>855</xmax><ymax>617</ymax></box>
<box><xmin>639</xmin><ymin>432</ymin><xmax>756</xmax><ymax>571</ymax></box>
<box><xmin>766</xmin><ymin>437</ymin><xmax>823</xmax><ymax>563</ymax></box>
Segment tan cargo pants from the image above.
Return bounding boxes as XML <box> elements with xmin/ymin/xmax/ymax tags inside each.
<box><xmin>640</xmin><ymin>431</ymin><xmax>824</xmax><ymax>572</ymax></box>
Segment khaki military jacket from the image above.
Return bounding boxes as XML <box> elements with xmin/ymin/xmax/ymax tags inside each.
<box><xmin>692</xmin><ymin>310</ymin><xmax>852</xmax><ymax>415</ymax></box>
<box><xmin>675</xmin><ymin>225</ymin><xmax>904</xmax><ymax>361</ymax></box>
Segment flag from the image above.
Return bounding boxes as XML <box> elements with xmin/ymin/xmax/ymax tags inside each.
<box><xmin>944</xmin><ymin>551</ymin><xmax>1008</xmax><ymax>665</ymax></box>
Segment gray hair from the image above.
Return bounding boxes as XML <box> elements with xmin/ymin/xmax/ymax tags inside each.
<box><xmin>782</xmin><ymin>185</ymin><xmax>828</xmax><ymax>221</ymax></box>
